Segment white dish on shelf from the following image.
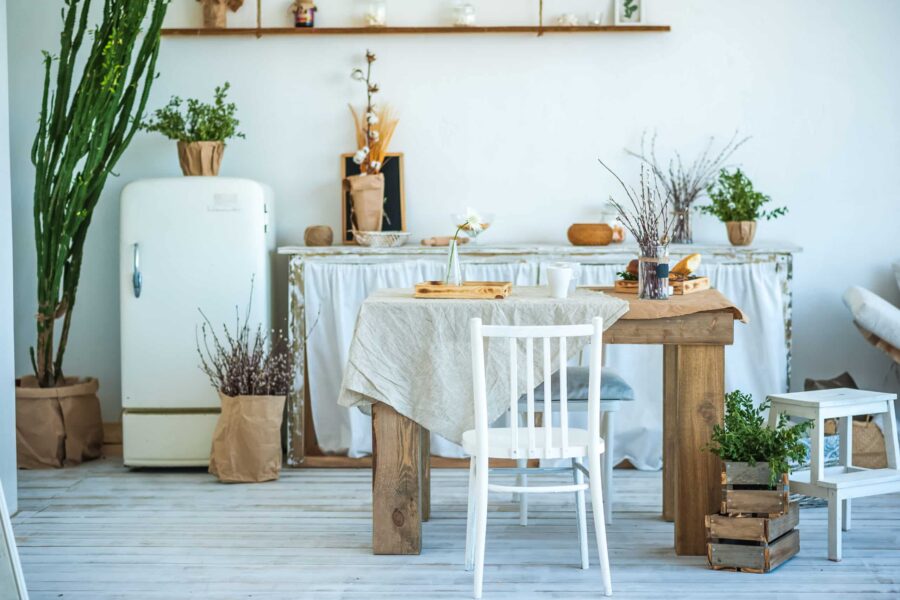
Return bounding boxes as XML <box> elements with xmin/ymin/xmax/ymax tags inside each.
<box><xmin>353</xmin><ymin>230</ymin><xmax>411</xmax><ymax>248</ymax></box>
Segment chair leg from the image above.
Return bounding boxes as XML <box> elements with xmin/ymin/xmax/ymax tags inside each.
<box><xmin>588</xmin><ymin>450</ymin><xmax>612</xmax><ymax>596</ymax></box>
<box><xmin>517</xmin><ymin>458</ymin><xmax>528</xmax><ymax>526</ymax></box>
<box><xmin>842</xmin><ymin>499</ymin><xmax>851</xmax><ymax>532</ymax></box>
<box><xmin>473</xmin><ymin>455</ymin><xmax>489</xmax><ymax>599</ymax></box>
<box><xmin>465</xmin><ymin>458</ymin><xmax>476</xmax><ymax>571</ymax></box>
<box><xmin>602</xmin><ymin>411</ymin><xmax>615</xmax><ymax>525</ymax></box>
<box><xmin>573</xmin><ymin>457</ymin><xmax>589</xmax><ymax>570</ymax></box>
<box><xmin>828</xmin><ymin>489</ymin><xmax>842</xmax><ymax>562</ymax></box>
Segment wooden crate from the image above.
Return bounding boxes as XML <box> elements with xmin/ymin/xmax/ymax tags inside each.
<box><xmin>414</xmin><ymin>281</ymin><xmax>512</xmax><ymax>299</ymax></box>
<box><xmin>707</xmin><ymin>501</ymin><xmax>799</xmax><ymax>544</ymax></box>
<box><xmin>721</xmin><ymin>462</ymin><xmax>790</xmax><ymax>517</ymax></box>
<box><xmin>613</xmin><ymin>276</ymin><xmax>709</xmax><ymax>295</ymax></box>
<box><xmin>707</xmin><ymin>527</ymin><xmax>800</xmax><ymax>573</ymax></box>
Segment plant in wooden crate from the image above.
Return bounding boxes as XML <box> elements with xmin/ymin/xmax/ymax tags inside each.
<box><xmin>198</xmin><ymin>291</ymin><xmax>292</xmax><ymax>483</ymax></box>
<box><xmin>699</xmin><ymin>168</ymin><xmax>787</xmax><ymax>246</ymax></box>
<box><xmin>704</xmin><ymin>390</ymin><xmax>812</xmax><ymax>573</ymax></box>
<box><xmin>599</xmin><ymin>160</ymin><xmax>674</xmax><ymax>300</ymax></box>
<box><xmin>142</xmin><ymin>82</ymin><xmax>244</xmax><ymax>176</ymax></box>
<box><xmin>17</xmin><ymin>0</ymin><xmax>168</xmax><ymax>469</ymax></box>
<box><xmin>627</xmin><ymin>132</ymin><xmax>748</xmax><ymax>244</ymax></box>
<box><xmin>345</xmin><ymin>50</ymin><xmax>400</xmax><ymax>236</ymax></box>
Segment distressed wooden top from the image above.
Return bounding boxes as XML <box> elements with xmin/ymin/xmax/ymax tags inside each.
<box><xmin>278</xmin><ymin>242</ymin><xmax>802</xmax><ymax>260</ymax></box>
<box><xmin>768</xmin><ymin>388</ymin><xmax>897</xmax><ymax>407</ymax></box>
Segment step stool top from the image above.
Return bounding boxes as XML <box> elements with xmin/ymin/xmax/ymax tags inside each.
<box><xmin>768</xmin><ymin>387</ymin><xmax>896</xmax><ymax>408</ymax></box>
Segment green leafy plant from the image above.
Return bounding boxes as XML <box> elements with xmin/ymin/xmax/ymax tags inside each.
<box><xmin>705</xmin><ymin>390</ymin><xmax>812</xmax><ymax>486</ymax></box>
<box><xmin>142</xmin><ymin>82</ymin><xmax>245</xmax><ymax>142</ymax></box>
<box><xmin>30</xmin><ymin>0</ymin><xmax>168</xmax><ymax>387</ymax></box>
<box><xmin>616</xmin><ymin>270</ymin><xmax>637</xmax><ymax>281</ymax></box>
<box><xmin>623</xmin><ymin>0</ymin><xmax>638</xmax><ymax>19</ymax></box>
<box><xmin>699</xmin><ymin>168</ymin><xmax>787</xmax><ymax>222</ymax></box>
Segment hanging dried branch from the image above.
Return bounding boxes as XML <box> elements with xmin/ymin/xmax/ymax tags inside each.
<box><xmin>626</xmin><ymin>131</ymin><xmax>749</xmax><ymax>212</ymax></box>
<box><xmin>598</xmin><ymin>160</ymin><xmax>674</xmax><ymax>255</ymax></box>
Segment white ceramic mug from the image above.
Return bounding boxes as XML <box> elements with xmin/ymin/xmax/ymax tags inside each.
<box><xmin>547</xmin><ymin>264</ymin><xmax>576</xmax><ymax>299</ymax></box>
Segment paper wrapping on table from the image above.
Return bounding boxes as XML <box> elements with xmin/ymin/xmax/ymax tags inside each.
<box><xmin>209</xmin><ymin>392</ymin><xmax>286</xmax><ymax>483</ymax></box>
<box><xmin>16</xmin><ymin>376</ymin><xmax>102</xmax><ymax>468</ymax></box>
<box><xmin>596</xmin><ymin>288</ymin><xmax>748</xmax><ymax>322</ymax></box>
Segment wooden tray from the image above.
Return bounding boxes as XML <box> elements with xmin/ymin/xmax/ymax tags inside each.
<box><xmin>414</xmin><ymin>281</ymin><xmax>512</xmax><ymax>299</ymax></box>
<box><xmin>614</xmin><ymin>276</ymin><xmax>710</xmax><ymax>295</ymax></box>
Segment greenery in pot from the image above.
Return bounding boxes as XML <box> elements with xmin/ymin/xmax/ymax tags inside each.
<box><xmin>29</xmin><ymin>0</ymin><xmax>168</xmax><ymax>387</ymax></box>
<box><xmin>699</xmin><ymin>168</ymin><xmax>787</xmax><ymax>223</ymax></box>
<box><xmin>705</xmin><ymin>390</ymin><xmax>813</xmax><ymax>486</ymax></box>
<box><xmin>142</xmin><ymin>82</ymin><xmax>244</xmax><ymax>142</ymax></box>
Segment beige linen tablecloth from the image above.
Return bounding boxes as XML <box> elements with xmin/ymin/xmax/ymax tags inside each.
<box><xmin>337</xmin><ymin>286</ymin><xmax>629</xmax><ymax>444</ymax></box>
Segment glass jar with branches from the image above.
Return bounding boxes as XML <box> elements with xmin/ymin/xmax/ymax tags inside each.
<box><xmin>627</xmin><ymin>132</ymin><xmax>748</xmax><ymax>244</ymax></box>
<box><xmin>599</xmin><ymin>161</ymin><xmax>674</xmax><ymax>300</ymax></box>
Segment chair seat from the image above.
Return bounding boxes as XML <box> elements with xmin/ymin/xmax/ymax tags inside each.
<box><xmin>462</xmin><ymin>427</ymin><xmax>603</xmax><ymax>459</ymax></box>
<box><xmin>526</xmin><ymin>366</ymin><xmax>635</xmax><ymax>404</ymax></box>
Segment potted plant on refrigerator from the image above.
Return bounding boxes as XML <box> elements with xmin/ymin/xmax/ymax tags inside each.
<box><xmin>17</xmin><ymin>0</ymin><xmax>168</xmax><ymax>469</ymax></box>
<box><xmin>345</xmin><ymin>49</ymin><xmax>399</xmax><ymax>238</ymax></box>
<box><xmin>198</xmin><ymin>295</ymin><xmax>292</xmax><ymax>483</ymax></box>
<box><xmin>142</xmin><ymin>82</ymin><xmax>245</xmax><ymax>176</ymax></box>
<box><xmin>699</xmin><ymin>168</ymin><xmax>787</xmax><ymax>246</ymax></box>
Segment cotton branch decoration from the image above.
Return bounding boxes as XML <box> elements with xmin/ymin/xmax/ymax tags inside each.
<box><xmin>626</xmin><ymin>132</ymin><xmax>749</xmax><ymax>243</ymax></box>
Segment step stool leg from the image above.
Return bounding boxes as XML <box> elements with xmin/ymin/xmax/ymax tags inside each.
<box><xmin>883</xmin><ymin>399</ymin><xmax>900</xmax><ymax>470</ymax></box>
<box><xmin>842</xmin><ymin>499</ymin><xmax>851</xmax><ymax>532</ymax></box>
<box><xmin>828</xmin><ymin>489</ymin><xmax>842</xmax><ymax>562</ymax></box>
<box><xmin>810</xmin><ymin>416</ymin><xmax>825</xmax><ymax>484</ymax></box>
<box><xmin>838</xmin><ymin>417</ymin><xmax>852</xmax><ymax>532</ymax></box>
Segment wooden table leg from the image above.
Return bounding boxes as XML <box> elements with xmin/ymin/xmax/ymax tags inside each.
<box><xmin>662</xmin><ymin>345</ymin><xmax>677</xmax><ymax>523</ymax></box>
<box><xmin>421</xmin><ymin>427</ymin><xmax>431</xmax><ymax>522</ymax></box>
<box><xmin>372</xmin><ymin>402</ymin><xmax>423</xmax><ymax>555</ymax></box>
<box><xmin>670</xmin><ymin>344</ymin><xmax>724</xmax><ymax>556</ymax></box>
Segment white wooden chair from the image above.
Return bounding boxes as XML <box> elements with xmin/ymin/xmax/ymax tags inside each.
<box><xmin>463</xmin><ymin>317</ymin><xmax>612</xmax><ymax>598</ymax></box>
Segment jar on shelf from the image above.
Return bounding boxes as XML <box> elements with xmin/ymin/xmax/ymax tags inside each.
<box><xmin>365</xmin><ymin>1</ymin><xmax>387</xmax><ymax>26</ymax></box>
<box><xmin>454</xmin><ymin>3</ymin><xmax>476</xmax><ymax>27</ymax></box>
<box><xmin>599</xmin><ymin>202</ymin><xmax>626</xmax><ymax>243</ymax></box>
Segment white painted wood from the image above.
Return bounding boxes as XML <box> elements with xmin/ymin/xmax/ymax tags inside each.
<box><xmin>884</xmin><ymin>399</ymin><xmax>900</xmax><ymax>470</ymax></box>
<box><xmin>770</xmin><ymin>389</ymin><xmax>900</xmax><ymax>562</ymax></box>
<box><xmin>465</xmin><ymin>317</ymin><xmax>611</xmax><ymax>597</ymax></box>
<box><xmin>602</xmin><ymin>410</ymin><xmax>616</xmax><ymax>525</ymax></box>
<box><xmin>10</xmin><ymin>460</ymin><xmax>900</xmax><ymax>598</ymax></box>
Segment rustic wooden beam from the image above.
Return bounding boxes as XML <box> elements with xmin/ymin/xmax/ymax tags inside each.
<box><xmin>605</xmin><ymin>311</ymin><xmax>735</xmax><ymax>345</ymax></box>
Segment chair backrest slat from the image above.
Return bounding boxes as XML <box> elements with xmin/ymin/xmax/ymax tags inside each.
<box><xmin>471</xmin><ymin>318</ymin><xmax>603</xmax><ymax>459</ymax></box>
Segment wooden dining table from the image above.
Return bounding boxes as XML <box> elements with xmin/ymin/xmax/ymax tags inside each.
<box><xmin>367</xmin><ymin>288</ymin><xmax>744</xmax><ymax>557</ymax></box>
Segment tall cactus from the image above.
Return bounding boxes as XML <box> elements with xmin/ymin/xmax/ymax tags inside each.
<box><xmin>30</xmin><ymin>0</ymin><xmax>169</xmax><ymax>387</ymax></box>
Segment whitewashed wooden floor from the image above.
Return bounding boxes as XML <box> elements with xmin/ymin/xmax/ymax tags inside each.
<box><xmin>11</xmin><ymin>458</ymin><xmax>900</xmax><ymax>599</ymax></box>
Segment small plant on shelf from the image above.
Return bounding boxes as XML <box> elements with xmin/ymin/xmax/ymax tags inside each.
<box><xmin>699</xmin><ymin>168</ymin><xmax>787</xmax><ymax>246</ymax></box>
<box><xmin>623</xmin><ymin>0</ymin><xmax>638</xmax><ymax>19</ymax></box>
<box><xmin>705</xmin><ymin>390</ymin><xmax>812</xmax><ymax>487</ymax></box>
<box><xmin>142</xmin><ymin>82</ymin><xmax>244</xmax><ymax>175</ymax></box>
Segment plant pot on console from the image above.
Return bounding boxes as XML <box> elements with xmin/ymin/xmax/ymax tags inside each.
<box><xmin>344</xmin><ymin>173</ymin><xmax>385</xmax><ymax>233</ymax></box>
<box><xmin>177</xmin><ymin>141</ymin><xmax>225</xmax><ymax>176</ymax></box>
<box><xmin>725</xmin><ymin>221</ymin><xmax>757</xmax><ymax>246</ymax></box>
<box><xmin>15</xmin><ymin>376</ymin><xmax>103</xmax><ymax>469</ymax></box>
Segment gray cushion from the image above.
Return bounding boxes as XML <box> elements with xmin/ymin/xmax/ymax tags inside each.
<box><xmin>527</xmin><ymin>366</ymin><xmax>634</xmax><ymax>403</ymax></box>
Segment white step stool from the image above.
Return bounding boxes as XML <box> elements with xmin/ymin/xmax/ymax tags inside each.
<box><xmin>767</xmin><ymin>388</ymin><xmax>900</xmax><ymax>561</ymax></box>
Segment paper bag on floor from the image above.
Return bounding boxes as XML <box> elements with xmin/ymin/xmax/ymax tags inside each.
<box><xmin>209</xmin><ymin>392</ymin><xmax>286</xmax><ymax>483</ymax></box>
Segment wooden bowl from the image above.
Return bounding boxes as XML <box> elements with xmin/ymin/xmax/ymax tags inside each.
<box><xmin>567</xmin><ymin>223</ymin><xmax>614</xmax><ymax>246</ymax></box>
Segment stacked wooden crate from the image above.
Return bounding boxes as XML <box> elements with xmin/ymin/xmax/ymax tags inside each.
<box><xmin>706</xmin><ymin>462</ymin><xmax>800</xmax><ymax>573</ymax></box>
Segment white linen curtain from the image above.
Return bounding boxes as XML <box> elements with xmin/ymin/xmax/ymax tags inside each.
<box><xmin>305</xmin><ymin>258</ymin><xmax>787</xmax><ymax>467</ymax></box>
<box><xmin>305</xmin><ymin>259</ymin><xmax>538</xmax><ymax>458</ymax></box>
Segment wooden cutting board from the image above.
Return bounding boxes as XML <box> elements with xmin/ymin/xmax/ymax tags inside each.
<box><xmin>613</xmin><ymin>276</ymin><xmax>710</xmax><ymax>295</ymax></box>
<box><xmin>414</xmin><ymin>281</ymin><xmax>512</xmax><ymax>299</ymax></box>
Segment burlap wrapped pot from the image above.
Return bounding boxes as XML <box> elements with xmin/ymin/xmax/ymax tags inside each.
<box><xmin>209</xmin><ymin>392</ymin><xmax>286</xmax><ymax>483</ymax></box>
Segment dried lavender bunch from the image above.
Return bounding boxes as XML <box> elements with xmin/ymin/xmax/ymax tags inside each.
<box><xmin>196</xmin><ymin>294</ymin><xmax>291</xmax><ymax>397</ymax></box>
<box><xmin>626</xmin><ymin>131</ymin><xmax>749</xmax><ymax>214</ymax></box>
<box><xmin>598</xmin><ymin>160</ymin><xmax>674</xmax><ymax>256</ymax></box>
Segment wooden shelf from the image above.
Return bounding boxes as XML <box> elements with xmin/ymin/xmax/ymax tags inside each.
<box><xmin>161</xmin><ymin>25</ymin><xmax>671</xmax><ymax>37</ymax></box>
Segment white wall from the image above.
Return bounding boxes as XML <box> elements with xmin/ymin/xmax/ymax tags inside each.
<box><xmin>0</xmin><ymin>0</ymin><xmax>17</xmax><ymax>513</ymax></box>
<box><xmin>7</xmin><ymin>0</ymin><xmax>900</xmax><ymax>421</ymax></box>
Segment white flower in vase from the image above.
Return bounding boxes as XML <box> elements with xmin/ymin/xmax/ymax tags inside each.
<box><xmin>461</xmin><ymin>207</ymin><xmax>484</xmax><ymax>236</ymax></box>
<box><xmin>368</xmin><ymin>129</ymin><xmax>380</xmax><ymax>142</ymax></box>
<box><xmin>366</xmin><ymin>111</ymin><xmax>379</xmax><ymax>125</ymax></box>
<box><xmin>352</xmin><ymin>146</ymin><xmax>370</xmax><ymax>165</ymax></box>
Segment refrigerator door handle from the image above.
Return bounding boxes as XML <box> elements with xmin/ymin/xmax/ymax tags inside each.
<box><xmin>132</xmin><ymin>243</ymin><xmax>142</xmax><ymax>298</ymax></box>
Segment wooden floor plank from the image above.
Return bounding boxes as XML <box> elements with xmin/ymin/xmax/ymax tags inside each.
<box><xmin>11</xmin><ymin>459</ymin><xmax>900</xmax><ymax>598</ymax></box>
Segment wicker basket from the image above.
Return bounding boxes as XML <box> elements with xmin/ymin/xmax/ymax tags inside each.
<box><xmin>353</xmin><ymin>231</ymin><xmax>410</xmax><ymax>248</ymax></box>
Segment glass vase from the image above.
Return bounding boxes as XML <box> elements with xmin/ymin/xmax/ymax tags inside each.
<box><xmin>638</xmin><ymin>245</ymin><xmax>670</xmax><ymax>300</ymax></box>
<box><xmin>671</xmin><ymin>207</ymin><xmax>692</xmax><ymax>244</ymax></box>
<box><xmin>445</xmin><ymin>239</ymin><xmax>463</xmax><ymax>286</ymax></box>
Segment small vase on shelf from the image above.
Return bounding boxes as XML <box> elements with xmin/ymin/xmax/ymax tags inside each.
<box><xmin>445</xmin><ymin>239</ymin><xmax>463</xmax><ymax>286</ymax></box>
<box><xmin>638</xmin><ymin>244</ymin><xmax>670</xmax><ymax>300</ymax></box>
<box><xmin>671</xmin><ymin>208</ymin><xmax>692</xmax><ymax>244</ymax></box>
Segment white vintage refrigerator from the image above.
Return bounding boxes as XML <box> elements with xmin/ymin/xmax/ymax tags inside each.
<box><xmin>120</xmin><ymin>178</ymin><xmax>273</xmax><ymax>467</ymax></box>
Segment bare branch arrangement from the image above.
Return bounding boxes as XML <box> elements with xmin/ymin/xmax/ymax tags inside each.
<box><xmin>598</xmin><ymin>160</ymin><xmax>674</xmax><ymax>256</ymax></box>
<box><xmin>626</xmin><ymin>131</ymin><xmax>749</xmax><ymax>243</ymax></box>
<box><xmin>196</xmin><ymin>289</ymin><xmax>291</xmax><ymax>397</ymax></box>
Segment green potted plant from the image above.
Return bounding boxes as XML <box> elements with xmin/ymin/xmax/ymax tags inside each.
<box><xmin>142</xmin><ymin>82</ymin><xmax>244</xmax><ymax>176</ymax></box>
<box><xmin>699</xmin><ymin>168</ymin><xmax>787</xmax><ymax>246</ymax></box>
<box><xmin>706</xmin><ymin>390</ymin><xmax>812</xmax><ymax>488</ymax></box>
<box><xmin>17</xmin><ymin>0</ymin><xmax>168</xmax><ymax>469</ymax></box>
